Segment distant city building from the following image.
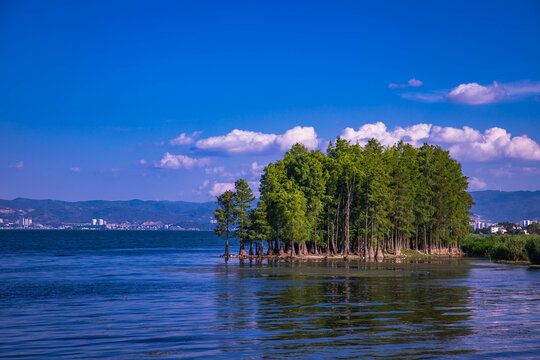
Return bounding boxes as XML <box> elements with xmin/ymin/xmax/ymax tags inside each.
<box><xmin>489</xmin><ymin>226</ymin><xmax>507</xmax><ymax>234</ymax></box>
<box><xmin>92</xmin><ymin>219</ymin><xmax>97</xmax><ymax>226</ymax></box>
<box><xmin>519</xmin><ymin>220</ymin><xmax>534</xmax><ymax>227</ymax></box>
<box><xmin>18</xmin><ymin>217</ymin><xmax>32</xmax><ymax>226</ymax></box>
<box><xmin>98</xmin><ymin>219</ymin><xmax>104</xmax><ymax>226</ymax></box>
<box><xmin>0</xmin><ymin>218</ymin><xmax>3</xmax><ymax>224</ymax></box>
<box><xmin>471</xmin><ymin>221</ymin><xmax>493</xmax><ymax>231</ymax></box>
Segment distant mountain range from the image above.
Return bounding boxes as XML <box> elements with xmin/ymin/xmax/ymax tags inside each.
<box><xmin>469</xmin><ymin>190</ymin><xmax>540</xmax><ymax>223</ymax></box>
<box><xmin>0</xmin><ymin>190</ymin><xmax>538</xmax><ymax>229</ymax></box>
<box><xmin>0</xmin><ymin>198</ymin><xmax>217</xmax><ymax>230</ymax></box>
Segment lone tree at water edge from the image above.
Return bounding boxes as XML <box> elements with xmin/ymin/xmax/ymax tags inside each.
<box><xmin>233</xmin><ymin>179</ymin><xmax>256</xmax><ymax>256</ymax></box>
<box><xmin>214</xmin><ymin>190</ymin><xmax>234</xmax><ymax>257</ymax></box>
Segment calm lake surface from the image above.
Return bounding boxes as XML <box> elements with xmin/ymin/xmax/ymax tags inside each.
<box><xmin>0</xmin><ymin>231</ymin><xmax>539</xmax><ymax>359</ymax></box>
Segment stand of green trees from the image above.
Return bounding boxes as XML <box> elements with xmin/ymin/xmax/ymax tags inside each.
<box><xmin>214</xmin><ymin>138</ymin><xmax>474</xmax><ymax>259</ymax></box>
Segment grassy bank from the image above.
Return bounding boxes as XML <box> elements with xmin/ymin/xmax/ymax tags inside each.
<box><xmin>461</xmin><ymin>234</ymin><xmax>540</xmax><ymax>264</ymax></box>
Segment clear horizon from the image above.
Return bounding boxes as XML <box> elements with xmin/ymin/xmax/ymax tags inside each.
<box><xmin>2</xmin><ymin>0</ymin><xmax>539</xmax><ymax>201</ymax></box>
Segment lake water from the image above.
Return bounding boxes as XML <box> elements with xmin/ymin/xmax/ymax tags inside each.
<box><xmin>0</xmin><ymin>230</ymin><xmax>539</xmax><ymax>359</ymax></box>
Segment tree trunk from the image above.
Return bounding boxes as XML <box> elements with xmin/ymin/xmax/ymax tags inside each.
<box><xmin>225</xmin><ymin>229</ymin><xmax>229</xmax><ymax>257</ymax></box>
<box><xmin>344</xmin><ymin>186</ymin><xmax>351</xmax><ymax>255</ymax></box>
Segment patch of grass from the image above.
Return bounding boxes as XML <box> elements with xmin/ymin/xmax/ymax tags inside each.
<box><xmin>402</xmin><ymin>249</ymin><xmax>418</xmax><ymax>255</ymax></box>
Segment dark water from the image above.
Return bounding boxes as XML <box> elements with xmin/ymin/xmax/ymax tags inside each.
<box><xmin>0</xmin><ymin>231</ymin><xmax>538</xmax><ymax>359</ymax></box>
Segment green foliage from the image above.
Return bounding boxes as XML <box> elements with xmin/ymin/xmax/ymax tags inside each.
<box><xmin>221</xmin><ymin>136</ymin><xmax>475</xmax><ymax>256</ymax></box>
<box><xmin>462</xmin><ymin>234</ymin><xmax>537</xmax><ymax>262</ymax></box>
<box><xmin>524</xmin><ymin>237</ymin><xmax>540</xmax><ymax>264</ymax></box>
<box><xmin>527</xmin><ymin>222</ymin><xmax>540</xmax><ymax>235</ymax></box>
<box><xmin>214</xmin><ymin>190</ymin><xmax>235</xmax><ymax>256</ymax></box>
<box><xmin>488</xmin><ymin>237</ymin><xmax>527</xmax><ymax>261</ymax></box>
<box><xmin>233</xmin><ymin>179</ymin><xmax>256</xmax><ymax>250</ymax></box>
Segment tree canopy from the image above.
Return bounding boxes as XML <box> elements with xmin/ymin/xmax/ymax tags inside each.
<box><xmin>214</xmin><ymin>137</ymin><xmax>474</xmax><ymax>258</ymax></box>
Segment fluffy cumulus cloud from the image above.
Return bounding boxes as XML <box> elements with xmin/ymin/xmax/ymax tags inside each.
<box><xmin>446</xmin><ymin>82</ymin><xmax>507</xmax><ymax>105</ymax></box>
<box><xmin>194</xmin><ymin>126</ymin><xmax>319</xmax><ymax>155</ymax></box>
<box><xmin>169</xmin><ymin>131</ymin><xmax>202</xmax><ymax>146</ymax></box>
<box><xmin>445</xmin><ymin>127</ymin><xmax>540</xmax><ymax>161</ymax></box>
<box><xmin>400</xmin><ymin>80</ymin><xmax>540</xmax><ymax>105</ymax></box>
<box><xmin>389</xmin><ymin>78</ymin><xmax>423</xmax><ymax>89</ymax></box>
<box><xmin>341</xmin><ymin>122</ymin><xmax>540</xmax><ymax>162</ymax></box>
<box><xmin>429</xmin><ymin>126</ymin><xmax>482</xmax><ymax>143</ymax></box>
<box><xmin>208</xmin><ymin>181</ymin><xmax>260</xmax><ymax>197</ymax></box>
<box><xmin>468</xmin><ymin>177</ymin><xmax>487</xmax><ymax>190</ymax></box>
<box><xmin>209</xmin><ymin>182</ymin><xmax>235</xmax><ymax>196</ymax></box>
<box><xmin>154</xmin><ymin>153</ymin><xmax>211</xmax><ymax>169</ymax></box>
<box><xmin>341</xmin><ymin>122</ymin><xmax>432</xmax><ymax>147</ymax></box>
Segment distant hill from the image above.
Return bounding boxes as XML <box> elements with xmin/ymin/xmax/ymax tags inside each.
<box><xmin>0</xmin><ymin>198</ymin><xmax>217</xmax><ymax>230</ymax></box>
<box><xmin>0</xmin><ymin>191</ymin><xmax>539</xmax><ymax>228</ymax></box>
<box><xmin>469</xmin><ymin>190</ymin><xmax>540</xmax><ymax>222</ymax></box>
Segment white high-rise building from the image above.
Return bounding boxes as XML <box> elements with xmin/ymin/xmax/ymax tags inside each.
<box><xmin>519</xmin><ymin>220</ymin><xmax>533</xmax><ymax>227</ymax></box>
<box><xmin>98</xmin><ymin>219</ymin><xmax>104</xmax><ymax>226</ymax></box>
<box><xmin>92</xmin><ymin>219</ymin><xmax>97</xmax><ymax>226</ymax></box>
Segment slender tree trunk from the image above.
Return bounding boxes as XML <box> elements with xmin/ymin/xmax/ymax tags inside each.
<box><xmin>344</xmin><ymin>184</ymin><xmax>352</xmax><ymax>255</ymax></box>
<box><xmin>415</xmin><ymin>224</ymin><xmax>418</xmax><ymax>251</ymax></box>
<box><xmin>225</xmin><ymin>229</ymin><xmax>229</xmax><ymax>257</ymax></box>
<box><xmin>335</xmin><ymin>194</ymin><xmax>341</xmax><ymax>254</ymax></box>
<box><xmin>364</xmin><ymin>206</ymin><xmax>368</xmax><ymax>260</ymax></box>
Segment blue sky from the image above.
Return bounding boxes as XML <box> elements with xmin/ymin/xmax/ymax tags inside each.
<box><xmin>1</xmin><ymin>0</ymin><xmax>539</xmax><ymax>201</ymax></box>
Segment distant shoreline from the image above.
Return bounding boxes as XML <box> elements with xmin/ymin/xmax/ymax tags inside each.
<box><xmin>0</xmin><ymin>228</ymin><xmax>208</xmax><ymax>232</ymax></box>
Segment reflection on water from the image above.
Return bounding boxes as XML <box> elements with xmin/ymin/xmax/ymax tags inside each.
<box><xmin>0</xmin><ymin>231</ymin><xmax>539</xmax><ymax>359</ymax></box>
<box><xmin>214</xmin><ymin>259</ymin><xmax>475</xmax><ymax>358</ymax></box>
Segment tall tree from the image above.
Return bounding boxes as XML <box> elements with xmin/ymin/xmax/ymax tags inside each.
<box><xmin>214</xmin><ymin>190</ymin><xmax>235</xmax><ymax>257</ymax></box>
<box><xmin>233</xmin><ymin>178</ymin><xmax>256</xmax><ymax>256</ymax></box>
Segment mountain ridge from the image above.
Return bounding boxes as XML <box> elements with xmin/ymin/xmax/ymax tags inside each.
<box><xmin>1</xmin><ymin>190</ymin><xmax>539</xmax><ymax>228</ymax></box>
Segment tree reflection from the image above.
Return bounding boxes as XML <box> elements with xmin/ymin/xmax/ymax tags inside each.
<box><xmin>213</xmin><ymin>259</ymin><xmax>475</xmax><ymax>358</ymax></box>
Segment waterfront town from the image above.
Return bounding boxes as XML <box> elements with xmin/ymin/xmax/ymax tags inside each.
<box><xmin>0</xmin><ymin>217</ymin><xmax>205</xmax><ymax>231</ymax></box>
<box><xmin>0</xmin><ymin>216</ymin><xmax>537</xmax><ymax>234</ymax></box>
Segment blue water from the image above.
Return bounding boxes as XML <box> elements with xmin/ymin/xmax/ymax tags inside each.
<box><xmin>0</xmin><ymin>230</ymin><xmax>539</xmax><ymax>359</ymax></box>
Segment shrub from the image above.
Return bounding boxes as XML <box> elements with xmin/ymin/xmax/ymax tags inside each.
<box><xmin>462</xmin><ymin>234</ymin><xmax>532</xmax><ymax>262</ymax></box>
<box><xmin>525</xmin><ymin>237</ymin><xmax>540</xmax><ymax>265</ymax></box>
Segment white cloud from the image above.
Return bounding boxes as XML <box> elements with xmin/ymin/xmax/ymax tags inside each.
<box><xmin>401</xmin><ymin>80</ymin><xmax>540</xmax><ymax>105</ymax></box>
<box><xmin>169</xmin><ymin>131</ymin><xmax>202</xmax><ymax>146</ymax></box>
<box><xmin>488</xmin><ymin>164</ymin><xmax>540</xmax><ymax>178</ymax></box>
<box><xmin>389</xmin><ymin>78</ymin><xmax>424</xmax><ymax>89</ymax></box>
<box><xmin>408</xmin><ymin>78</ymin><xmax>423</xmax><ymax>87</ymax></box>
<box><xmin>195</xmin><ymin>126</ymin><xmax>320</xmax><ymax>155</ymax></box>
<box><xmin>251</xmin><ymin>161</ymin><xmax>265</xmax><ymax>172</ymax></box>
<box><xmin>445</xmin><ymin>127</ymin><xmax>540</xmax><ymax>162</ymax></box>
<box><xmin>446</xmin><ymin>82</ymin><xmax>507</xmax><ymax>105</ymax></box>
<box><xmin>69</xmin><ymin>167</ymin><xmax>81</xmax><ymax>172</ymax></box>
<box><xmin>205</xmin><ymin>166</ymin><xmax>225</xmax><ymax>175</ymax></box>
<box><xmin>154</xmin><ymin>153</ymin><xmax>211</xmax><ymax>169</ymax></box>
<box><xmin>193</xmin><ymin>179</ymin><xmax>211</xmax><ymax>194</ymax></box>
<box><xmin>209</xmin><ymin>182</ymin><xmax>235</xmax><ymax>196</ymax></box>
<box><xmin>341</xmin><ymin>122</ymin><xmax>431</xmax><ymax>147</ymax></box>
<box><xmin>468</xmin><ymin>177</ymin><xmax>487</xmax><ymax>190</ymax></box>
<box><xmin>8</xmin><ymin>161</ymin><xmax>23</xmax><ymax>169</ymax></box>
<box><xmin>248</xmin><ymin>180</ymin><xmax>261</xmax><ymax>198</ymax></box>
<box><xmin>341</xmin><ymin>122</ymin><xmax>540</xmax><ymax>162</ymax></box>
<box><xmin>429</xmin><ymin>126</ymin><xmax>482</xmax><ymax>143</ymax></box>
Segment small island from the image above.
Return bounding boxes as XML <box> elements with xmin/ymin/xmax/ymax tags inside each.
<box><xmin>214</xmin><ymin>138</ymin><xmax>473</xmax><ymax>261</ymax></box>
